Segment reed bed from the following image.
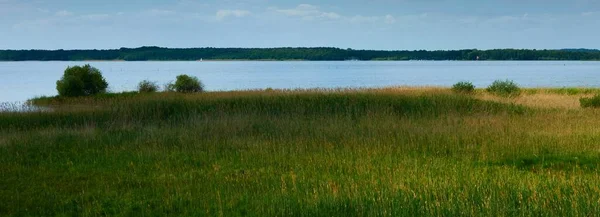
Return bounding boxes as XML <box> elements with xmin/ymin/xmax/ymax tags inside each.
<box><xmin>1</xmin><ymin>88</ymin><xmax>600</xmax><ymax>216</ymax></box>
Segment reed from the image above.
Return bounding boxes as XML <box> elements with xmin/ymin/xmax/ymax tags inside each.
<box><xmin>2</xmin><ymin>87</ymin><xmax>600</xmax><ymax>216</ymax></box>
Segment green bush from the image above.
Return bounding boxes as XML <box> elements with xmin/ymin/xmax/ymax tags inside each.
<box><xmin>580</xmin><ymin>94</ymin><xmax>600</xmax><ymax>108</ymax></box>
<box><xmin>486</xmin><ymin>80</ymin><xmax>521</xmax><ymax>97</ymax></box>
<box><xmin>137</xmin><ymin>80</ymin><xmax>159</xmax><ymax>93</ymax></box>
<box><xmin>56</xmin><ymin>64</ymin><xmax>108</xmax><ymax>97</ymax></box>
<box><xmin>169</xmin><ymin>74</ymin><xmax>204</xmax><ymax>93</ymax></box>
<box><xmin>452</xmin><ymin>81</ymin><xmax>475</xmax><ymax>94</ymax></box>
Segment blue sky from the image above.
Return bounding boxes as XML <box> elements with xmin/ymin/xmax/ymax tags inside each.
<box><xmin>1</xmin><ymin>0</ymin><xmax>599</xmax><ymax>50</ymax></box>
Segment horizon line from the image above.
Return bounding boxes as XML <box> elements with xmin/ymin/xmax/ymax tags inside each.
<box><xmin>1</xmin><ymin>46</ymin><xmax>599</xmax><ymax>52</ymax></box>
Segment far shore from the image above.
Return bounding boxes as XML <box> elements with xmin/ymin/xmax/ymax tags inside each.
<box><xmin>2</xmin><ymin>59</ymin><xmax>600</xmax><ymax>62</ymax></box>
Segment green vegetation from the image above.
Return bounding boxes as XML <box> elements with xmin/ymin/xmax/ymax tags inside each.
<box><xmin>2</xmin><ymin>47</ymin><xmax>600</xmax><ymax>61</ymax></box>
<box><xmin>580</xmin><ymin>94</ymin><xmax>600</xmax><ymax>108</ymax></box>
<box><xmin>451</xmin><ymin>81</ymin><xmax>475</xmax><ymax>94</ymax></box>
<box><xmin>167</xmin><ymin>74</ymin><xmax>205</xmax><ymax>93</ymax></box>
<box><xmin>56</xmin><ymin>64</ymin><xmax>108</xmax><ymax>97</ymax></box>
<box><xmin>3</xmin><ymin>88</ymin><xmax>600</xmax><ymax>216</ymax></box>
<box><xmin>137</xmin><ymin>80</ymin><xmax>159</xmax><ymax>93</ymax></box>
<box><xmin>522</xmin><ymin>87</ymin><xmax>600</xmax><ymax>95</ymax></box>
<box><xmin>487</xmin><ymin>80</ymin><xmax>521</xmax><ymax>97</ymax></box>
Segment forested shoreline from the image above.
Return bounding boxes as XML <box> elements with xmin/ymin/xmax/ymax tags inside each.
<box><xmin>1</xmin><ymin>46</ymin><xmax>599</xmax><ymax>61</ymax></box>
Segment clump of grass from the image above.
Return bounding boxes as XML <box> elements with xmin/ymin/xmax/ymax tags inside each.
<box><xmin>491</xmin><ymin>153</ymin><xmax>600</xmax><ymax>172</ymax></box>
<box><xmin>487</xmin><ymin>80</ymin><xmax>521</xmax><ymax>97</ymax></box>
<box><xmin>137</xmin><ymin>80</ymin><xmax>159</xmax><ymax>93</ymax></box>
<box><xmin>580</xmin><ymin>94</ymin><xmax>600</xmax><ymax>108</ymax></box>
<box><xmin>452</xmin><ymin>81</ymin><xmax>475</xmax><ymax>94</ymax></box>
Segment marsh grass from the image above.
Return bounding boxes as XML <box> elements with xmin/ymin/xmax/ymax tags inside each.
<box><xmin>525</xmin><ymin>87</ymin><xmax>600</xmax><ymax>95</ymax></box>
<box><xmin>2</xmin><ymin>87</ymin><xmax>600</xmax><ymax>216</ymax></box>
<box><xmin>452</xmin><ymin>81</ymin><xmax>475</xmax><ymax>94</ymax></box>
<box><xmin>580</xmin><ymin>94</ymin><xmax>600</xmax><ymax>108</ymax></box>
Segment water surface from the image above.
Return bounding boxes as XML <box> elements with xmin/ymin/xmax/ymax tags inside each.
<box><xmin>1</xmin><ymin>61</ymin><xmax>599</xmax><ymax>103</ymax></box>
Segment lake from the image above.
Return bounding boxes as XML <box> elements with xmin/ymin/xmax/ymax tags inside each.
<box><xmin>1</xmin><ymin>61</ymin><xmax>599</xmax><ymax>103</ymax></box>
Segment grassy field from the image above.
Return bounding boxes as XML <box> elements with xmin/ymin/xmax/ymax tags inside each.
<box><xmin>2</xmin><ymin>88</ymin><xmax>600</xmax><ymax>216</ymax></box>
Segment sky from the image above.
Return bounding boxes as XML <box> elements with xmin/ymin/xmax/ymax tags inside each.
<box><xmin>1</xmin><ymin>0</ymin><xmax>599</xmax><ymax>50</ymax></box>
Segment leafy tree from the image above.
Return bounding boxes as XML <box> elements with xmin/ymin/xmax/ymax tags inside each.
<box><xmin>169</xmin><ymin>75</ymin><xmax>204</xmax><ymax>93</ymax></box>
<box><xmin>56</xmin><ymin>64</ymin><xmax>108</xmax><ymax>97</ymax></box>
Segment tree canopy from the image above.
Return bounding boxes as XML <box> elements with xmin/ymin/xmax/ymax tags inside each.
<box><xmin>1</xmin><ymin>47</ymin><xmax>599</xmax><ymax>61</ymax></box>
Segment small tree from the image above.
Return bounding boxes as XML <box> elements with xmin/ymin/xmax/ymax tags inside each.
<box><xmin>169</xmin><ymin>74</ymin><xmax>204</xmax><ymax>93</ymax></box>
<box><xmin>137</xmin><ymin>80</ymin><xmax>159</xmax><ymax>93</ymax></box>
<box><xmin>486</xmin><ymin>80</ymin><xmax>521</xmax><ymax>97</ymax></box>
<box><xmin>452</xmin><ymin>81</ymin><xmax>475</xmax><ymax>94</ymax></box>
<box><xmin>56</xmin><ymin>64</ymin><xmax>108</xmax><ymax>97</ymax></box>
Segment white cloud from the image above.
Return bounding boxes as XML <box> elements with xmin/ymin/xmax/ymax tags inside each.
<box><xmin>55</xmin><ymin>10</ymin><xmax>73</xmax><ymax>17</ymax></box>
<box><xmin>37</xmin><ymin>8</ymin><xmax>50</xmax><ymax>13</ymax></box>
<box><xmin>272</xmin><ymin>4</ymin><xmax>341</xmax><ymax>20</ymax></box>
<box><xmin>216</xmin><ymin>9</ymin><xmax>251</xmax><ymax>21</ymax></box>
<box><xmin>384</xmin><ymin>15</ymin><xmax>396</xmax><ymax>24</ymax></box>
<box><xmin>321</xmin><ymin>12</ymin><xmax>341</xmax><ymax>20</ymax></box>
<box><xmin>582</xmin><ymin>11</ymin><xmax>597</xmax><ymax>16</ymax></box>
<box><xmin>272</xmin><ymin>4</ymin><xmax>400</xmax><ymax>24</ymax></box>
<box><xmin>348</xmin><ymin>14</ymin><xmax>400</xmax><ymax>25</ymax></box>
<box><xmin>348</xmin><ymin>15</ymin><xmax>379</xmax><ymax>23</ymax></box>
<box><xmin>82</xmin><ymin>14</ymin><xmax>111</xmax><ymax>21</ymax></box>
<box><xmin>146</xmin><ymin>9</ymin><xmax>175</xmax><ymax>16</ymax></box>
<box><xmin>275</xmin><ymin>4</ymin><xmax>318</xmax><ymax>16</ymax></box>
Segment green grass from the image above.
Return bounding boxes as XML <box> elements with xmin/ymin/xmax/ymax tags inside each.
<box><xmin>580</xmin><ymin>94</ymin><xmax>600</xmax><ymax>108</ymax></box>
<box><xmin>2</xmin><ymin>89</ymin><xmax>600</xmax><ymax>216</ymax></box>
<box><xmin>523</xmin><ymin>87</ymin><xmax>600</xmax><ymax>95</ymax></box>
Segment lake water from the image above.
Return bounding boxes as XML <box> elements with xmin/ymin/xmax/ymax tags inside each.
<box><xmin>1</xmin><ymin>61</ymin><xmax>599</xmax><ymax>103</ymax></box>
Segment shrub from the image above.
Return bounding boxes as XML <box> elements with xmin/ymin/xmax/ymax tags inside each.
<box><xmin>486</xmin><ymin>80</ymin><xmax>521</xmax><ymax>97</ymax></box>
<box><xmin>137</xmin><ymin>80</ymin><xmax>159</xmax><ymax>93</ymax></box>
<box><xmin>452</xmin><ymin>81</ymin><xmax>475</xmax><ymax>94</ymax></box>
<box><xmin>170</xmin><ymin>74</ymin><xmax>204</xmax><ymax>93</ymax></box>
<box><xmin>580</xmin><ymin>94</ymin><xmax>600</xmax><ymax>108</ymax></box>
<box><xmin>163</xmin><ymin>82</ymin><xmax>175</xmax><ymax>92</ymax></box>
<box><xmin>56</xmin><ymin>64</ymin><xmax>108</xmax><ymax>97</ymax></box>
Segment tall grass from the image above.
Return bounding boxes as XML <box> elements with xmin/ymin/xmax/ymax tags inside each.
<box><xmin>580</xmin><ymin>94</ymin><xmax>600</xmax><ymax>108</ymax></box>
<box><xmin>2</xmin><ymin>88</ymin><xmax>600</xmax><ymax>216</ymax></box>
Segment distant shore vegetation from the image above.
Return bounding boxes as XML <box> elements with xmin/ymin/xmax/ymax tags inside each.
<box><xmin>2</xmin><ymin>47</ymin><xmax>600</xmax><ymax>61</ymax></box>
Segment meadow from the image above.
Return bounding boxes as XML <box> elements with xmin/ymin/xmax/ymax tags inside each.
<box><xmin>2</xmin><ymin>87</ymin><xmax>600</xmax><ymax>216</ymax></box>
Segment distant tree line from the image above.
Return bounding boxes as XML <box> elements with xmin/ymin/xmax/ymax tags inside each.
<box><xmin>1</xmin><ymin>47</ymin><xmax>600</xmax><ymax>61</ymax></box>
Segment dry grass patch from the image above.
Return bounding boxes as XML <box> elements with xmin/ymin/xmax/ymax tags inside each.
<box><xmin>477</xmin><ymin>92</ymin><xmax>596</xmax><ymax>110</ymax></box>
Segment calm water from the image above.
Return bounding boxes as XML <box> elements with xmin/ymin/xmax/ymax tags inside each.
<box><xmin>1</xmin><ymin>61</ymin><xmax>599</xmax><ymax>103</ymax></box>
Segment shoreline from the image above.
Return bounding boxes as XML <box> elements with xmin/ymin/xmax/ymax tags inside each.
<box><xmin>2</xmin><ymin>59</ymin><xmax>600</xmax><ymax>62</ymax></box>
<box><xmin>5</xmin><ymin>86</ymin><xmax>600</xmax><ymax>106</ymax></box>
